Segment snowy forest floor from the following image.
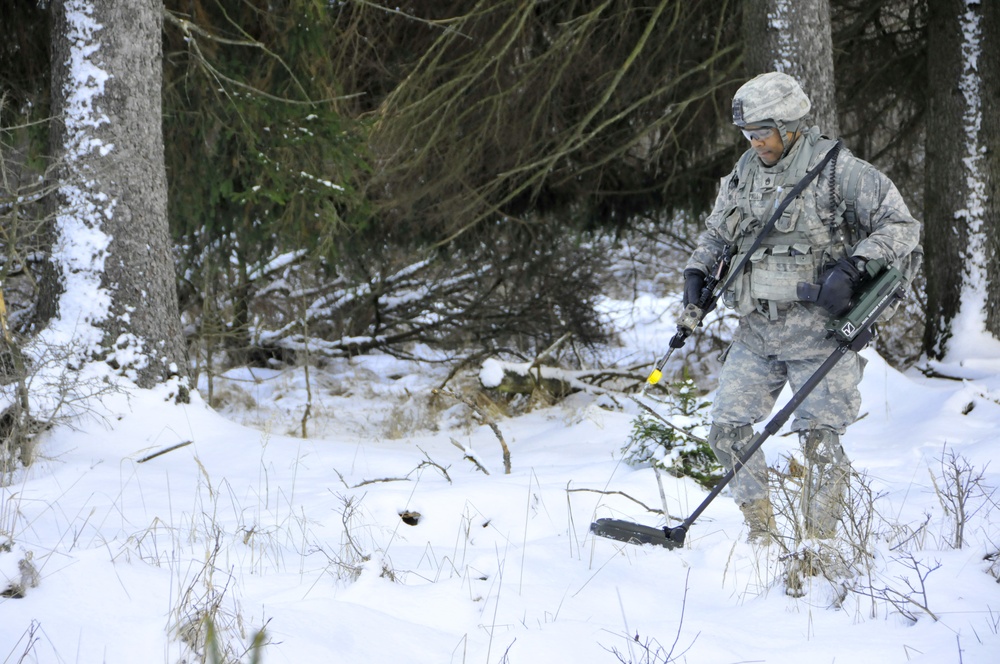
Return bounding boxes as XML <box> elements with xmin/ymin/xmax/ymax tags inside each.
<box><xmin>2</xmin><ymin>272</ymin><xmax>1000</xmax><ymax>663</ymax></box>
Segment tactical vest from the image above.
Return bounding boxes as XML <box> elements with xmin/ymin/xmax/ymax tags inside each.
<box><xmin>723</xmin><ymin>130</ymin><xmax>852</xmax><ymax>319</ymax></box>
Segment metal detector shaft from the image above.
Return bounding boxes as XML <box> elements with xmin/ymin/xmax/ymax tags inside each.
<box><xmin>662</xmin><ymin>270</ymin><xmax>904</xmax><ymax>545</ymax></box>
<box><xmin>593</xmin><ymin>339</ymin><xmax>869</xmax><ymax>549</ymax></box>
<box><xmin>664</xmin><ymin>328</ymin><xmax>872</xmax><ymax>542</ymax></box>
<box><xmin>592</xmin><ymin>267</ymin><xmax>906</xmax><ymax>549</ymax></box>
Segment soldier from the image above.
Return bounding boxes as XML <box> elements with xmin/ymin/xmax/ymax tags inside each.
<box><xmin>684</xmin><ymin>72</ymin><xmax>921</xmax><ymax>544</ymax></box>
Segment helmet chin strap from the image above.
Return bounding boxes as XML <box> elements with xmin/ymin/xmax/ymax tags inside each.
<box><xmin>775</xmin><ymin>119</ymin><xmax>801</xmax><ymax>159</ymax></box>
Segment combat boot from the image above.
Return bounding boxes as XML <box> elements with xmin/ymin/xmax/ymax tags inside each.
<box><xmin>739</xmin><ymin>497</ymin><xmax>777</xmax><ymax>544</ymax></box>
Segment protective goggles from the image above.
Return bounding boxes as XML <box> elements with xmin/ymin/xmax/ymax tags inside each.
<box><xmin>740</xmin><ymin>126</ymin><xmax>777</xmax><ymax>141</ymax></box>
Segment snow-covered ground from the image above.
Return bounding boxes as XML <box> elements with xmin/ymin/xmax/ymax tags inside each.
<box><xmin>2</xmin><ymin>292</ymin><xmax>999</xmax><ymax>663</ymax></box>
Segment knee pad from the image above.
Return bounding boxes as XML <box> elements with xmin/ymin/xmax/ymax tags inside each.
<box><xmin>799</xmin><ymin>429</ymin><xmax>847</xmax><ymax>466</ymax></box>
<box><xmin>708</xmin><ymin>423</ymin><xmax>754</xmax><ymax>456</ymax></box>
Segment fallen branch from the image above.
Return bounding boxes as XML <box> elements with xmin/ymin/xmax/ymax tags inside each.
<box><xmin>333</xmin><ymin>450</ymin><xmax>453</xmax><ymax>489</ymax></box>
<box><xmin>481</xmin><ymin>359</ymin><xmax>645</xmax><ymax>397</ymax></box>
<box><xmin>137</xmin><ymin>440</ymin><xmax>193</xmax><ymax>464</ymax></box>
<box><xmin>334</xmin><ymin>468</ymin><xmax>409</xmax><ymax>488</ymax></box>
<box><xmin>450</xmin><ymin>438</ymin><xmax>490</xmax><ymax>475</ymax></box>
<box><xmin>567</xmin><ymin>487</ymin><xmax>684</xmax><ymax>521</ymax></box>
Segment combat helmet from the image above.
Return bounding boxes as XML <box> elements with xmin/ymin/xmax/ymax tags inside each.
<box><xmin>732</xmin><ymin>72</ymin><xmax>811</xmax><ymax>153</ymax></box>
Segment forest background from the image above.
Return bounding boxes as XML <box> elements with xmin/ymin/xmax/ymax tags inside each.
<box><xmin>1</xmin><ymin>2</ymin><xmax>1000</xmax><ymax>662</ymax></box>
<box><xmin>0</xmin><ymin>0</ymin><xmax>998</xmax><ymax>452</ymax></box>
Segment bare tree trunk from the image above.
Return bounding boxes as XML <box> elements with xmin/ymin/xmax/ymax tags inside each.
<box><xmin>47</xmin><ymin>0</ymin><xmax>186</xmax><ymax>388</ymax></box>
<box><xmin>983</xmin><ymin>0</ymin><xmax>1000</xmax><ymax>338</ymax></box>
<box><xmin>742</xmin><ymin>0</ymin><xmax>838</xmax><ymax>136</ymax></box>
<box><xmin>923</xmin><ymin>0</ymin><xmax>987</xmax><ymax>358</ymax></box>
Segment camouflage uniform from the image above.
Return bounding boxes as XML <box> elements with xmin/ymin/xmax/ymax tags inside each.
<box><xmin>686</xmin><ymin>83</ymin><xmax>921</xmax><ymax>539</ymax></box>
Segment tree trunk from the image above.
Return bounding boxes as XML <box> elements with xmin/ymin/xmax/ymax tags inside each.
<box><xmin>48</xmin><ymin>0</ymin><xmax>186</xmax><ymax>388</ymax></box>
<box><xmin>983</xmin><ymin>0</ymin><xmax>1000</xmax><ymax>338</ymax></box>
<box><xmin>742</xmin><ymin>0</ymin><xmax>839</xmax><ymax>136</ymax></box>
<box><xmin>923</xmin><ymin>0</ymin><xmax>987</xmax><ymax>358</ymax></box>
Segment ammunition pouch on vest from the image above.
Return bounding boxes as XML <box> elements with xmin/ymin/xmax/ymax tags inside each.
<box><xmin>723</xmin><ymin>130</ymin><xmax>848</xmax><ymax>319</ymax></box>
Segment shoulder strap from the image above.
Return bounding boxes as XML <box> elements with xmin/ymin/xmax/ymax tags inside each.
<box><xmin>839</xmin><ymin>156</ymin><xmax>868</xmax><ymax>241</ymax></box>
<box><xmin>734</xmin><ymin>148</ymin><xmax>757</xmax><ymax>183</ymax></box>
<box><xmin>712</xmin><ymin>140</ymin><xmax>843</xmax><ymax>305</ymax></box>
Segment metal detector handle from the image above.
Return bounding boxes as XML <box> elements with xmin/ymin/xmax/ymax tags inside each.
<box><xmin>674</xmin><ymin>249</ymin><xmax>730</xmax><ymax>341</ymax></box>
<box><xmin>643</xmin><ymin>250</ymin><xmax>731</xmax><ymax>391</ymax></box>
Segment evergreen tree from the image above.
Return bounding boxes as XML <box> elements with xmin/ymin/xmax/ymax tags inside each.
<box><xmin>161</xmin><ymin>1</ymin><xmax>371</xmax><ymax>362</ymax></box>
<box><xmin>46</xmin><ymin>0</ymin><xmax>186</xmax><ymax>388</ymax></box>
<box><xmin>743</xmin><ymin>0</ymin><xmax>839</xmax><ymax>136</ymax></box>
<box><xmin>923</xmin><ymin>0</ymin><xmax>994</xmax><ymax>358</ymax></box>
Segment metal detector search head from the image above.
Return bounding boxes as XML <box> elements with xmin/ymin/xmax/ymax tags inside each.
<box><xmin>590</xmin><ymin>518</ymin><xmax>687</xmax><ymax>549</ymax></box>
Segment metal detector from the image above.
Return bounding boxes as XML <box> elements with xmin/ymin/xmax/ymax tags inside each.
<box><xmin>591</xmin><ymin>261</ymin><xmax>906</xmax><ymax>548</ymax></box>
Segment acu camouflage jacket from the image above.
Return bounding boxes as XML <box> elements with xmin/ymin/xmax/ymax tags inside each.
<box><xmin>686</xmin><ymin>127</ymin><xmax>921</xmax><ymax>319</ymax></box>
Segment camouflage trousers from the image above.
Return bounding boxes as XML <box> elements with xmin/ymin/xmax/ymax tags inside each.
<box><xmin>799</xmin><ymin>428</ymin><xmax>850</xmax><ymax>538</ymax></box>
<box><xmin>708</xmin><ymin>305</ymin><xmax>863</xmax><ymax>508</ymax></box>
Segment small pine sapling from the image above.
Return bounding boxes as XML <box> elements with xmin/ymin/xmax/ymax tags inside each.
<box><xmin>622</xmin><ymin>373</ymin><xmax>721</xmax><ymax>489</ymax></box>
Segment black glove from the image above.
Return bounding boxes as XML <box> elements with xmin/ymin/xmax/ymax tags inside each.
<box><xmin>683</xmin><ymin>269</ymin><xmax>707</xmax><ymax>308</ymax></box>
<box><xmin>816</xmin><ymin>257</ymin><xmax>864</xmax><ymax>316</ymax></box>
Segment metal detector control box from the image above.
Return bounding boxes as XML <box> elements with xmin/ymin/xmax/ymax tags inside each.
<box><xmin>826</xmin><ymin>260</ymin><xmax>905</xmax><ymax>344</ymax></box>
<box><xmin>592</xmin><ymin>258</ymin><xmax>908</xmax><ymax>550</ymax></box>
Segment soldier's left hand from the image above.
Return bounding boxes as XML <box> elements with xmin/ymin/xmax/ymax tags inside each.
<box><xmin>816</xmin><ymin>257</ymin><xmax>863</xmax><ymax>316</ymax></box>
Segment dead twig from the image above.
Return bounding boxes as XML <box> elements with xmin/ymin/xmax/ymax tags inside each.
<box><xmin>434</xmin><ymin>388</ymin><xmax>511</xmax><ymax>474</ymax></box>
<box><xmin>334</xmin><ymin>468</ymin><xmax>409</xmax><ymax>488</ymax></box>
<box><xmin>450</xmin><ymin>438</ymin><xmax>490</xmax><ymax>475</ymax></box>
<box><xmin>529</xmin><ymin>332</ymin><xmax>572</xmax><ymax>372</ymax></box>
<box><xmin>567</xmin><ymin>487</ymin><xmax>684</xmax><ymax>521</ymax></box>
<box><xmin>332</xmin><ymin>449</ymin><xmax>452</xmax><ymax>489</ymax></box>
<box><xmin>415</xmin><ymin>445</ymin><xmax>452</xmax><ymax>483</ymax></box>
<box><xmin>137</xmin><ymin>440</ymin><xmax>193</xmax><ymax>464</ymax></box>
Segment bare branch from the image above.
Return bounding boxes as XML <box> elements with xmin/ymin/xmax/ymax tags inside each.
<box><xmin>567</xmin><ymin>487</ymin><xmax>687</xmax><ymax>521</ymax></box>
<box><xmin>434</xmin><ymin>388</ymin><xmax>511</xmax><ymax>474</ymax></box>
<box><xmin>137</xmin><ymin>441</ymin><xmax>193</xmax><ymax>464</ymax></box>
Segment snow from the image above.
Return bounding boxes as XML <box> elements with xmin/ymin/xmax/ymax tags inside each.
<box><xmin>946</xmin><ymin>1</ymin><xmax>994</xmax><ymax>366</ymax></box>
<box><xmin>6</xmin><ymin>3</ymin><xmax>997</xmax><ymax>662</ymax></box>
<box><xmin>479</xmin><ymin>358</ymin><xmax>505</xmax><ymax>389</ymax></box>
<box><xmin>768</xmin><ymin>0</ymin><xmax>796</xmax><ymax>73</ymax></box>
<box><xmin>3</xmin><ymin>283</ymin><xmax>1000</xmax><ymax>663</ymax></box>
<box><xmin>45</xmin><ymin>0</ymin><xmax>113</xmax><ymax>361</ymax></box>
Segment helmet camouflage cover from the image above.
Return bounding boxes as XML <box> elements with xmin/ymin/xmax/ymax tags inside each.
<box><xmin>732</xmin><ymin>72</ymin><xmax>811</xmax><ymax>127</ymax></box>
